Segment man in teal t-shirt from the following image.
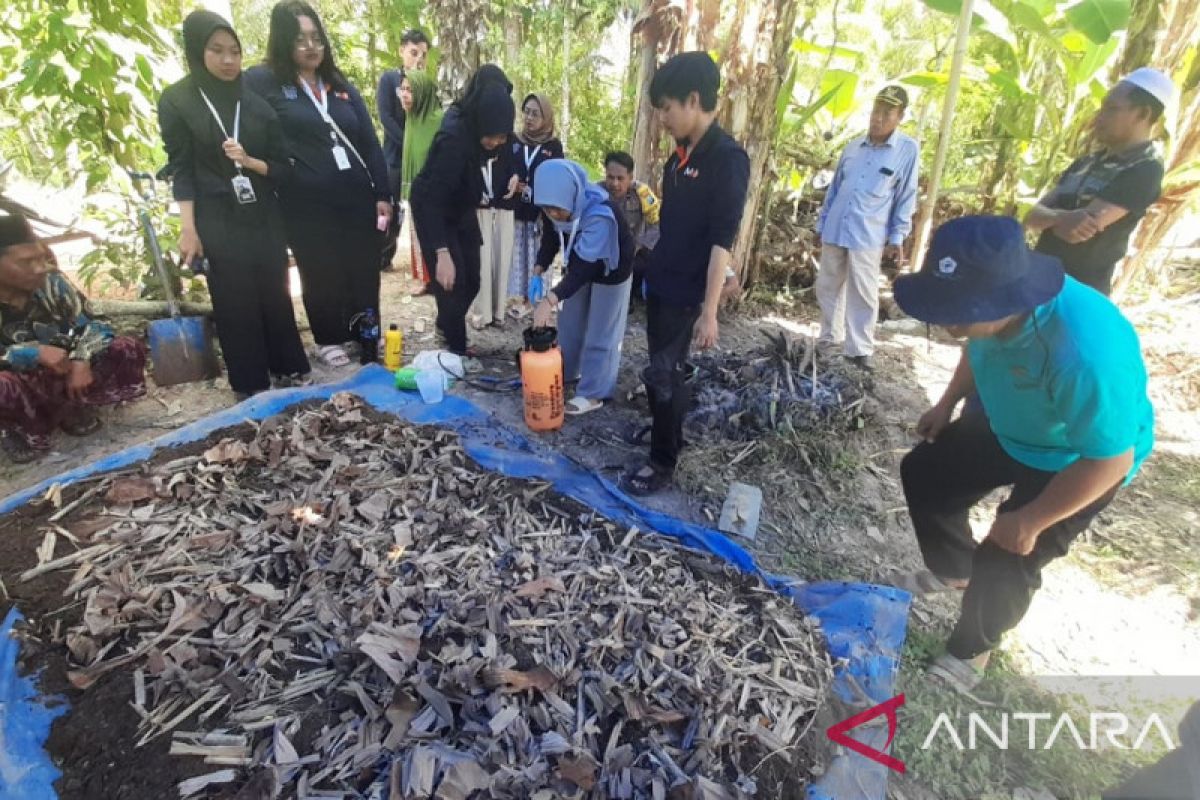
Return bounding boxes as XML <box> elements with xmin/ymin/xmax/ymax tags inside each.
<box><xmin>890</xmin><ymin>215</ymin><xmax>1153</xmax><ymax>693</ymax></box>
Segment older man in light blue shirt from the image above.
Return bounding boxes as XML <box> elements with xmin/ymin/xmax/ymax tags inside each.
<box><xmin>816</xmin><ymin>85</ymin><xmax>920</xmax><ymax>369</ymax></box>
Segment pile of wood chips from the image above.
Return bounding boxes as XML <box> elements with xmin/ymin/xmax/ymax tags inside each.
<box><xmin>25</xmin><ymin>393</ymin><xmax>833</xmax><ymax>799</ymax></box>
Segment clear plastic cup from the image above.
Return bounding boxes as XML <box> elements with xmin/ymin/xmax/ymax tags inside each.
<box><xmin>415</xmin><ymin>369</ymin><xmax>445</xmax><ymax>404</ymax></box>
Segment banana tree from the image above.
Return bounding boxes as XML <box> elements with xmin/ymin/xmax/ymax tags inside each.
<box><xmin>912</xmin><ymin>0</ymin><xmax>1131</xmax><ymax>213</ymax></box>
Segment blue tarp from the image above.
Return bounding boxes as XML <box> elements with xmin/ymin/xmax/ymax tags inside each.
<box><xmin>0</xmin><ymin>365</ymin><xmax>910</xmax><ymax>799</ymax></box>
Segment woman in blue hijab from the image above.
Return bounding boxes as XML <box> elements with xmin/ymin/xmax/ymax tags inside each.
<box><xmin>531</xmin><ymin>159</ymin><xmax>634</xmax><ymax>414</ymax></box>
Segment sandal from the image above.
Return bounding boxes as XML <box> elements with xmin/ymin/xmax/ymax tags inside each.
<box><xmin>928</xmin><ymin>653</ymin><xmax>986</xmax><ymax>696</ymax></box>
<box><xmin>60</xmin><ymin>409</ymin><xmax>102</xmax><ymax>437</ymax></box>
<box><xmin>316</xmin><ymin>345</ymin><xmax>351</xmax><ymax>368</ymax></box>
<box><xmin>621</xmin><ymin>462</ymin><xmax>672</xmax><ymax>496</ymax></box>
<box><xmin>625</xmin><ymin>423</ymin><xmax>652</xmax><ymax>447</ymax></box>
<box><xmin>885</xmin><ymin>569</ymin><xmax>968</xmax><ymax>596</ymax></box>
<box><xmin>272</xmin><ymin>372</ymin><xmax>314</xmax><ymax>389</ymax></box>
<box><xmin>565</xmin><ymin>397</ymin><xmax>605</xmax><ymax>416</ymax></box>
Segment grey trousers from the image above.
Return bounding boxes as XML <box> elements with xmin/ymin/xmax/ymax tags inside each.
<box><xmin>558</xmin><ymin>276</ymin><xmax>632</xmax><ymax>401</ymax></box>
<box><xmin>816</xmin><ymin>243</ymin><xmax>884</xmax><ymax>357</ymax></box>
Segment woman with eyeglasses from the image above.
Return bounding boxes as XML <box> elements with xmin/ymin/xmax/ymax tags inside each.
<box><xmin>507</xmin><ymin>93</ymin><xmax>563</xmax><ymax>320</ymax></box>
<box><xmin>245</xmin><ymin>1</ymin><xmax>391</xmax><ymax>368</ymax></box>
<box><xmin>158</xmin><ymin>10</ymin><xmax>310</xmax><ymax>400</ymax></box>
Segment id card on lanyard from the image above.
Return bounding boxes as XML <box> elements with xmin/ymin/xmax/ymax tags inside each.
<box><xmin>557</xmin><ymin>218</ymin><xmax>579</xmax><ymax>268</ymax></box>
<box><xmin>521</xmin><ymin>144</ymin><xmax>542</xmax><ymax>203</ymax></box>
<box><xmin>198</xmin><ymin>87</ymin><xmax>257</xmax><ymax>204</ymax></box>
<box><xmin>481</xmin><ymin>156</ymin><xmax>497</xmax><ymax>205</ymax></box>
<box><xmin>300</xmin><ymin>78</ymin><xmax>352</xmax><ymax>171</ymax></box>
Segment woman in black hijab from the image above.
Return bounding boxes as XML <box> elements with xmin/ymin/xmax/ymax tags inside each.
<box><xmin>410</xmin><ymin>65</ymin><xmax>515</xmax><ymax>356</ymax></box>
<box><xmin>157</xmin><ymin>10</ymin><xmax>310</xmax><ymax>399</ymax></box>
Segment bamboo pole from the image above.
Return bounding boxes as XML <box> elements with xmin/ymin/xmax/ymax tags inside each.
<box><xmin>561</xmin><ymin>0</ymin><xmax>571</xmax><ymax>151</ymax></box>
<box><xmin>909</xmin><ymin>0</ymin><xmax>976</xmax><ymax>269</ymax></box>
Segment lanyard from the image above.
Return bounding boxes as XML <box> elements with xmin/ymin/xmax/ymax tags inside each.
<box><xmin>299</xmin><ymin>78</ymin><xmax>338</xmax><ymax>144</ymax></box>
<box><xmin>198</xmin><ymin>89</ymin><xmax>242</xmax><ymax>174</ymax></box>
<box><xmin>523</xmin><ymin>144</ymin><xmax>542</xmax><ymax>172</ymax></box>
<box><xmin>481</xmin><ymin>156</ymin><xmax>496</xmax><ymax>201</ymax></box>
<box><xmin>557</xmin><ymin>218</ymin><xmax>580</xmax><ymax>265</ymax></box>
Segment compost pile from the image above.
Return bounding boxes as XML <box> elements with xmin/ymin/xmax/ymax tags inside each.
<box><xmin>687</xmin><ymin>332</ymin><xmax>867</xmax><ymax>441</ymax></box>
<box><xmin>21</xmin><ymin>394</ymin><xmax>832</xmax><ymax>799</ymax></box>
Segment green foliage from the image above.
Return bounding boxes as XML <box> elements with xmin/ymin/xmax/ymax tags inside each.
<box><xmin>895</xmin><ymin>632</ymin><xmax>1164</xmax><ymax>799</ymax></box>
<box><xmin>1063</xmin><ymin>0</ymin><xmax>1131</xmax><ymax>44</ymax></box>
<box><xmin>0</xmin><ymin>0</ymin><xmax>180</xmax><ymax>190</ymax></box>
<box><xmin>773</xmin><ymin>0</ymin><xmax>1131</xmax><ymax>210</ymax></box>
<box><xmin>477</xmin><ymin>0</ymin><xmax>637</xmax><ymax>177</ymax></box>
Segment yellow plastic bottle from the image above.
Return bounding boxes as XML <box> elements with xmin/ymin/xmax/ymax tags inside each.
<box><xmin>636</xmin><ymin>182</ymin><xmax>661</xmax><ymax>225</ymax></box>
<box><xmin>520</xmin><ymin>327</ymin><xmax>564</xmax><ymax>432</ymax></box>
<box><xmin>384</xmin><ymin>324</ymin><xmax>403</xmax><ymax>371</ymax></box>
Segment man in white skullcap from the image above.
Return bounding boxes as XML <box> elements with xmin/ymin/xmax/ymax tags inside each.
<box><xmin>1024</xmin><ymin>67</ymin><xmax>1174</xmax><ymax>295</ymax></box>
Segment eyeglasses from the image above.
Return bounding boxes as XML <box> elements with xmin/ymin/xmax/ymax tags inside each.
<box><xmin>294</xmin><ymin>36</ymin><xmax>325</xmax><ymax>50</ymax></box>
<box><xmin>523</xmin><ymin>108</ymin><xmax>543</xmax><ymax>118</ymax></box>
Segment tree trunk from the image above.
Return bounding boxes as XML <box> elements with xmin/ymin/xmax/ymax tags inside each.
<box><xmin>719</xmin><ymin>0</ymin><xmax>800</xmax><ymax>285</ymax></box>
<box><xmin>630</xmin><ymin>0</ymin><xmax>685</xmax><ymax>189</ymax></box>
<box><xmin>1112</xmin><ymin>0</ymin><xmax>1164</xmax><ymax>81</ymax></box>
<box><xmin>427</xmin><ymin>0</ymin><xmax>487</xmax><ymax>100</ymax></box>
<box><xmin>504</xmin><ymin>7</ymin><xmax>521</xmax><ymax>69</ymax></box>
<box><xmin>561</xmin><ymin>0</ymin><xmax>571</xmax><ymax>151</ymax></box>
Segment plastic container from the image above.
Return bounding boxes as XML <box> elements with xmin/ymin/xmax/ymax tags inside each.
<box><xmin>520</xmin><ymin>326</ymin><xmax>564</xmax><ymax>432</ymax></box>
<box><xmin>415</xmin><ymin>369</ymin><xmax>445</xmax><ymax>404</ymax></box>
<box><xmin>412</xmin><ymin>350</ymin><xmax>462</xmax><ymax>379</ymax></box>
<box><xmin>394</xmin><ymin>366</ymin><xmax>420</xmax><ymax>390</ymax></box>
<box><xmin>354</xmin><ymin>307</ymin><xmax>380</xmax><ymax>365</ymax></box>
<box><xmin>384</xmin><ymin>324</ymin><xmax>403</xmax><ymax>371</ymax></box>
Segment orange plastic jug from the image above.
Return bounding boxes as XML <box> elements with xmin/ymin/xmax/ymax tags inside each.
<box><xmin>520</xmin><ymin>326</ymin><xmax>564</xmax><ymax>432</ymax></box>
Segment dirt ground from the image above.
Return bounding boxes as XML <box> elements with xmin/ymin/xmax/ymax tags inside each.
<box><xmin>3</xmin><ymin>242</ymin><xmax>1199</xmax><ymax>798</ymax></box>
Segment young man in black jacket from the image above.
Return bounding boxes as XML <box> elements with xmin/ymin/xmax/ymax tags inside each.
<box><xmin>624</xmin><ymin>52</ymin><xmax>750</xmax><ymax>496</ymax></box>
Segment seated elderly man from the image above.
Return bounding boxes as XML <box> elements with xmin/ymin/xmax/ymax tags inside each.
<box><xmin>0</xmin><ymin>214</ymin><xmax>146</xmax><ymax>463</ymax></box>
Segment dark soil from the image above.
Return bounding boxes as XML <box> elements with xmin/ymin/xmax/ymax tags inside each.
<box><xmin>0</xmin><ymin>423</ymin><xmax>260</xmax><ymax>800</ymax></box>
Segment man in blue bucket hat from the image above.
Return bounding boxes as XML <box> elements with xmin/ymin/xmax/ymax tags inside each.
<box><xmin>890</xmin><ymin>215</ymin><xmax>1153</xmax><ymax>693</ymax></box>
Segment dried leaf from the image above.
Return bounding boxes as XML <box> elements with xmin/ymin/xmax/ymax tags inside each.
<box><xmin>557</xmin><ymin>753</ymin><xmax>599</xmax><ymax>790</ymax></box>
<box><xmin>513</xmin><ymin>575</ymin><xmax>566</xmax><ymax>598</ymax></box>
<box><xmin>105</xmin><ymin>477</ymin><xmax>158</xmax><ymax>504</ymax></box>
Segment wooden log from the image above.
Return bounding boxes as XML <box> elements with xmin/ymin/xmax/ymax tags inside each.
<box><xmin>93</xmin><ymin>299</ymin><xmax>214</xmax><ymax>318</ymax></box>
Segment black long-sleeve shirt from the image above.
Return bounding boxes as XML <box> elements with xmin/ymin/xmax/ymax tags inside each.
<box><xmin>647</xmin><ymin>122</ymin><xmax>749</xmax><ymax>307</ymax></box>
<box><xmin>376</xmin><ymin>68</ymin><xmax>406</xmax><ymax>170</ymax></box>
<box><xmin>479</xmin><ymin>134</ymin><xmax>517</xmax><ymax>211</ymax></box>
<box><xmin>158</xmin><ymin>75</ymin><xmax>292</xmax><ymax>215</ymax></box>
<box><xmin>410</xmin><ymin>107</ymin><xmax>484</xmax><ymax>253</ymax></box>
<box><xmin>537</xmin><ymin>199</ymin><xmax>634</xmax><ymax>301</ymax></box>
<box><xmin>510</xmin><ymin>137</ymin><xmax>564</xmax><ymax>222</ymax></box>
<box><xmin>244</xmin><ymin>65</ymin><xmax>390</xmax><ymax>205</ymax></box>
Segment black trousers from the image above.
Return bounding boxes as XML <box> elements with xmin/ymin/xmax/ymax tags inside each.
<box><xmin>642</xmin><ymin>294</ymin><xmax>701</xmax><ymax>471</ymax></box>
<box><xmin>283</xmin><ymin>197</ymin><xmax>382</xmax><ymax>346</ymax></box>
<box><xmin>629</xmin><ymin>248</ymin><xmax>652</xmax><ymax>302</ymax></box>
<box><xmin>196</xmin><ymin>202</ymin><xmax>309</xmax><ymax>394</ymax></box>
<box><xmin>900</xmin><ymin>413</ymin><xmax>1120</xmax><ymax>659</ymax></box>
<box><xmin>1103</xmin><ymin>701</ymin><xmax>1200</xmax><ymax>799</ymax></box>
<box><xmin>422</xmin><ymin>231</ymin><xmax>481</xmax><ymax>355</ymax></box>
<box><xmin>381</xmin><ymin>167</ymin><xmax>403</xmax><ymax>270</ymax></box>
